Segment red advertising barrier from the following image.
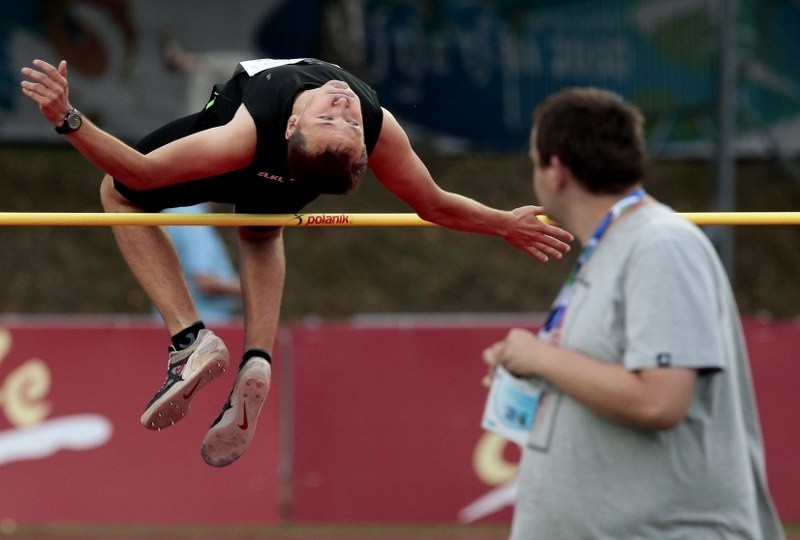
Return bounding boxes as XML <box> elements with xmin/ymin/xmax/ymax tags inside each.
<box><xmin>287</xmin><ymin>317</ymin><xmax>521</xmax><ymax>524</ymax></box>
<box><xmin>0</xmin><ymin>320</ymin><xmax>279</xmax><ymax>525</ymax></box>
<box><xmin>745</xmin><ymin>318</ymin><xmax>800</xmax><ymax>521</ymax></box>
<box><xmin>286</xmin><ymin>316</ymin><xmax>800</xmax><ymax>524</ymax></box>
<box><xmin>0</xmin><ymin>316</ymin><xmax>797</xmax><ymax>526</ymax></box>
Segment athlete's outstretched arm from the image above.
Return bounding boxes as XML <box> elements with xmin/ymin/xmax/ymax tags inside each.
<box><xmin>368</xmin><ymin>109</ymin><xmax>573</xmax><ymax>261</ymax></box>
<box><xmin>20</xmin><ymin>59</ymin><xmax>255</xmax><ymax>188</ymax></box>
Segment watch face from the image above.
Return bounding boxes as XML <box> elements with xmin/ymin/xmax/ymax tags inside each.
<box><xmin>67</xmin><ymin>113</ymin><xmax>82</xmax><ymax>130</ymax></box>
<box><xmin>56</xmin><ymin>109</ymin><xmax>82</xmax><ymax>134</ymax></box>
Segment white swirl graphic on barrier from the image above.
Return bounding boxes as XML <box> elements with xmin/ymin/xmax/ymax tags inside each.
<box><xmin>0</xmin><ymin>414</ymin><xmax>113</xmax><ymax>467</ymax></box>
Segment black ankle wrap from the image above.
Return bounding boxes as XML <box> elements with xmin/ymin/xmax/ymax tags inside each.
<box><xmin>171</xmin><ymin>320</ymin><xmax>206</xmax><ymax>351</ymax></box>
<box><xmin>241</xmin><ymin>348</ymin><xmax>272</xmax><ymax>369</ymax></box>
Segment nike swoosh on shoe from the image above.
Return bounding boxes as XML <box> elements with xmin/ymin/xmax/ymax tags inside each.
<box><xmin>237</xmin><ymin>402</ymin><xmax>248</xmax><ymax>430</ymax></box>
<box><xmin>182</xmin><ymin>379</ymin><xmax>203</xmax><ymax>400</ymax></box>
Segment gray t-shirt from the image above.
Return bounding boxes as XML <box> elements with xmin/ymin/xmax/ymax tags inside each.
<box><xmin>512</xmin><ymin>203</ymin><xmax>783</xmax><ymax>539</ymax></box>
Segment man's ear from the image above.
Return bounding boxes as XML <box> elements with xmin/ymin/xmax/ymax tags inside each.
<box><xmin>550</xmin><ymin>155</ymin><xmax>570</xmax><ymax>192</ymax></box>
<box><xmin>285</xmin><ymin>115</ymin><xmax>299</xmax><ymax>139</ymax></box>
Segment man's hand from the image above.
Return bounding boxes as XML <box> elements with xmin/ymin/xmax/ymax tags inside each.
<box><xmin>482</xmin><ymin>328</ymin><xmax>547</xmax><ymax>387</ymax></box>
<box><xmin>20</xmin><ymin>59</ymin><xmax>73</xmax><ymax>127</ymax></box>
<box><xmin>506</xmin><ymin>205</ymin><xmax>573</xmax><ymax>262</ymax></box>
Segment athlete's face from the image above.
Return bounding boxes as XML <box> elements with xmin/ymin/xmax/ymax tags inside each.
<box><xmin>297</xmin><ymin>80</ymin><xmax>365</xmax><ymax>154</ymax></box>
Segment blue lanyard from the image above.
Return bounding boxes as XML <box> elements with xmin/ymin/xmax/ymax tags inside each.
<box><xmin>539</xmin><ymin>188</ymin><xmax>646</xmax><ymax>342</ymax></box>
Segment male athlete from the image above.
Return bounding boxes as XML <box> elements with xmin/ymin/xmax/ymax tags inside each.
<box><xmin>21</xmin><ymin>57</ymin><xmax>573</xmax><ymax>467</ymax></box>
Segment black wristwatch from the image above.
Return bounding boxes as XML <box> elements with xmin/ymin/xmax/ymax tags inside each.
<box><xmin>55</xmin><ymin>108</ymin><xmax>83</xmax><ymax>134</ymax></box>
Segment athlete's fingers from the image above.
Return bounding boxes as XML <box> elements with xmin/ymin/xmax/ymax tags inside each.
<box><xmin>531</xmin><ymin>239</ymin><xmax>569</xmax><ymax>260</ymax></box>
<box><xmin>512</xmin><ymin>205</ymin><xmax>575</xmax><ymax>243</ymax></box>
<box><xmin>19</xmin><ymin>84</ymin><xmax>42</xmax><ymax>100</ymax></box>
<box><xmin>19</xmin><ymin>83</ymin><xmax>53</xmax><ymax>108</ymax></box>
<box><xmin>537</xmin><ymin>221</ymin><xmax>574</xmax><ymax>244</ymax></box>
<box><xmin>32</xmin><ymin>59</ymin><xmax>67</xmax><ymax>86</ymax></box>
<box><xmin>20</xmin><ymin>67</ymin><xmax>56</xmax><ymax>90</ymax></box>
<box><xmin>526</xmin><ymin>246</ymin><xmax>549</xmax><ymax>263</ymax></box>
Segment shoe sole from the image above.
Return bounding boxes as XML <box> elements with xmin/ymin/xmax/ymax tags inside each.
<box><xmin>141</xmin><ymin>335</ymin><xmax>229</xmax><ymax>431</ymax></box>
<box><xmin>200</xmin><ymin>359</ymin><xmax>271</xmax><ymax>467</ymax></box>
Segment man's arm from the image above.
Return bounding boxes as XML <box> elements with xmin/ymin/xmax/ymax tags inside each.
<box><xmin>20</xmin><ymin>59</ymin><xmax>255</xmax><ymax>188</ymax></box>
<box><xmin>368</xmin><ymin>108</ymin><xmax>572</xmax><ymax>261</ymax></box>
<box><xmin>170</xmin><ymin>225</ymin><xmax>242</xmax><ymax>298</ymax></box>
<box><xmin>192</xmin><ymin>273</ymin><xmax>242</xmax><ymax>297</ymax></box>
<box><xmin>483</xmin><ymin>329</ymin><xmax>698</xmax><ymax>430</ymax></box>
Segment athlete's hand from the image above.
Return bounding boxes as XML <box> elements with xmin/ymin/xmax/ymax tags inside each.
<box><xmin>20</xmin><ymin>59</ymin><xmax>73</xmax><ymax>127</ymax></box>
<box><xmin>505</xmin><ymin>205</ymin><xmax>573</xmax><ymax>262</ymax></box>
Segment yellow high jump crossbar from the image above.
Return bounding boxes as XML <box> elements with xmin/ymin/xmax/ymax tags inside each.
<box><xmin>0</xmin><ymin>211</ymin><xmax>798</xmax><ymax>227</ymax></box>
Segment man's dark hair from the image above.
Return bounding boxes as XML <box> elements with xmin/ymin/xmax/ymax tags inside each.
<box><xmin>533</xmin><ymin>87</ymin><xmax>646</xmax><ymax>194</ymax></box>
<box><xmin>287</xmin><ymin>128</ymin><xmax>368</xmax><ymax>195</ymax></box>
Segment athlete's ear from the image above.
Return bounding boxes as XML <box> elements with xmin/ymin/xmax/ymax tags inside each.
<box><xmin>285</xmin><ymin>115</ymin><xmax>299</xmax><ymax>139</ymax></box>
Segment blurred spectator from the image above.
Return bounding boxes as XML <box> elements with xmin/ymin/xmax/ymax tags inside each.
<box><xmin>160</xmin><ymin>31</ymin><xmax>252</xmax><ymax>115</ymax></box>
<box><xmin>158</xmin><ymin>203</ymin><xmax>241</xmax><ymax>323</ymax></box>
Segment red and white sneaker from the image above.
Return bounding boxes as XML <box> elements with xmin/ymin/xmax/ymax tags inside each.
<box><xmin>141</xmin><ymin>329</ymin><xmax>229</xmax><ymax>430</ymax></box>
<box><xmin>200</xmin><ymin>356</ymin><xmax>271</xmax><ymax>467</ymax></box>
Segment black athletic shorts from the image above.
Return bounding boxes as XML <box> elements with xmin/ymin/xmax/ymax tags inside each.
<box><xmin>112</xmin><ymin>86</ymin><xmax>318</xmax><ymax>215</ymax></box>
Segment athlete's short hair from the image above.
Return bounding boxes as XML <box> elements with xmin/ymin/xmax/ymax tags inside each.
<box><xmin>533</xmin><ymin>87</ymin><xmax>646</xmax><ymax>195</ymax></box>
<box><xmin>287</xmin><ymin>128</ymin><xmax>368</xmax><ymax>195</ymax></box>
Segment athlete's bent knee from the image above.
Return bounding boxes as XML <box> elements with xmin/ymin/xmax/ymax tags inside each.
<box><xmin>100</xmin><ymin>175</ymin><xmax>137</xmax><ymax>213</ymax></box>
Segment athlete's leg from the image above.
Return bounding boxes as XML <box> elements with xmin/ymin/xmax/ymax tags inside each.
<box><xmin>100</xmin><ymin>175</ymin><xmax>199</xmax><ymax>333</ymax></box>
<box><xmin>238</xmin><ymin>226</ymin><xmax>285</xmax><ymax>352</ymax></box>
<box><xmin>101</xmin><ymin>176</ymin><xmax>230</xmax><ymax>430</ymax></box>
<box><xmin>98</xmin><ymin>111</ymin><xmax>212</xmax><ymax>330</ymax></box>
<box><xmin>100</xmin><ymin>110</ymin><xmax>236</xmax><ymax>430</ymax></box>
<box><xmin>200</xmin><ymin>226</ymin><xmax>284</xmax><ymax>466</ymax></box>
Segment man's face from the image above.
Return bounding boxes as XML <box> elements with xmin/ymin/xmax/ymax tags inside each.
<box><xmin>298</xmin><ymin>80</ymin><xmax>365</xmax><ymax>155</ymax></box>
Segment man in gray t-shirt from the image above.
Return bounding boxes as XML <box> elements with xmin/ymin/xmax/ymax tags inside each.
<box><xmin>483</xmin><ymin>88</ymin><xmax>783</xmax><ymax>539</ymax></box>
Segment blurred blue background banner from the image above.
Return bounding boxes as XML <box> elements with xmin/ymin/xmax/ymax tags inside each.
<box><xmin>0</xmin><ymin>0</ymin><xmax>320</xmax><ymax>142</ymax></box>
<box><xmin>362</xmin><ymin>0</ymin><xmax>800</xmax><ymax>155</ymax></box>
<box><xmin>2</xmin><ymin>0</ymin><xmax>800</xmax><ymax>156</ymax></box>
